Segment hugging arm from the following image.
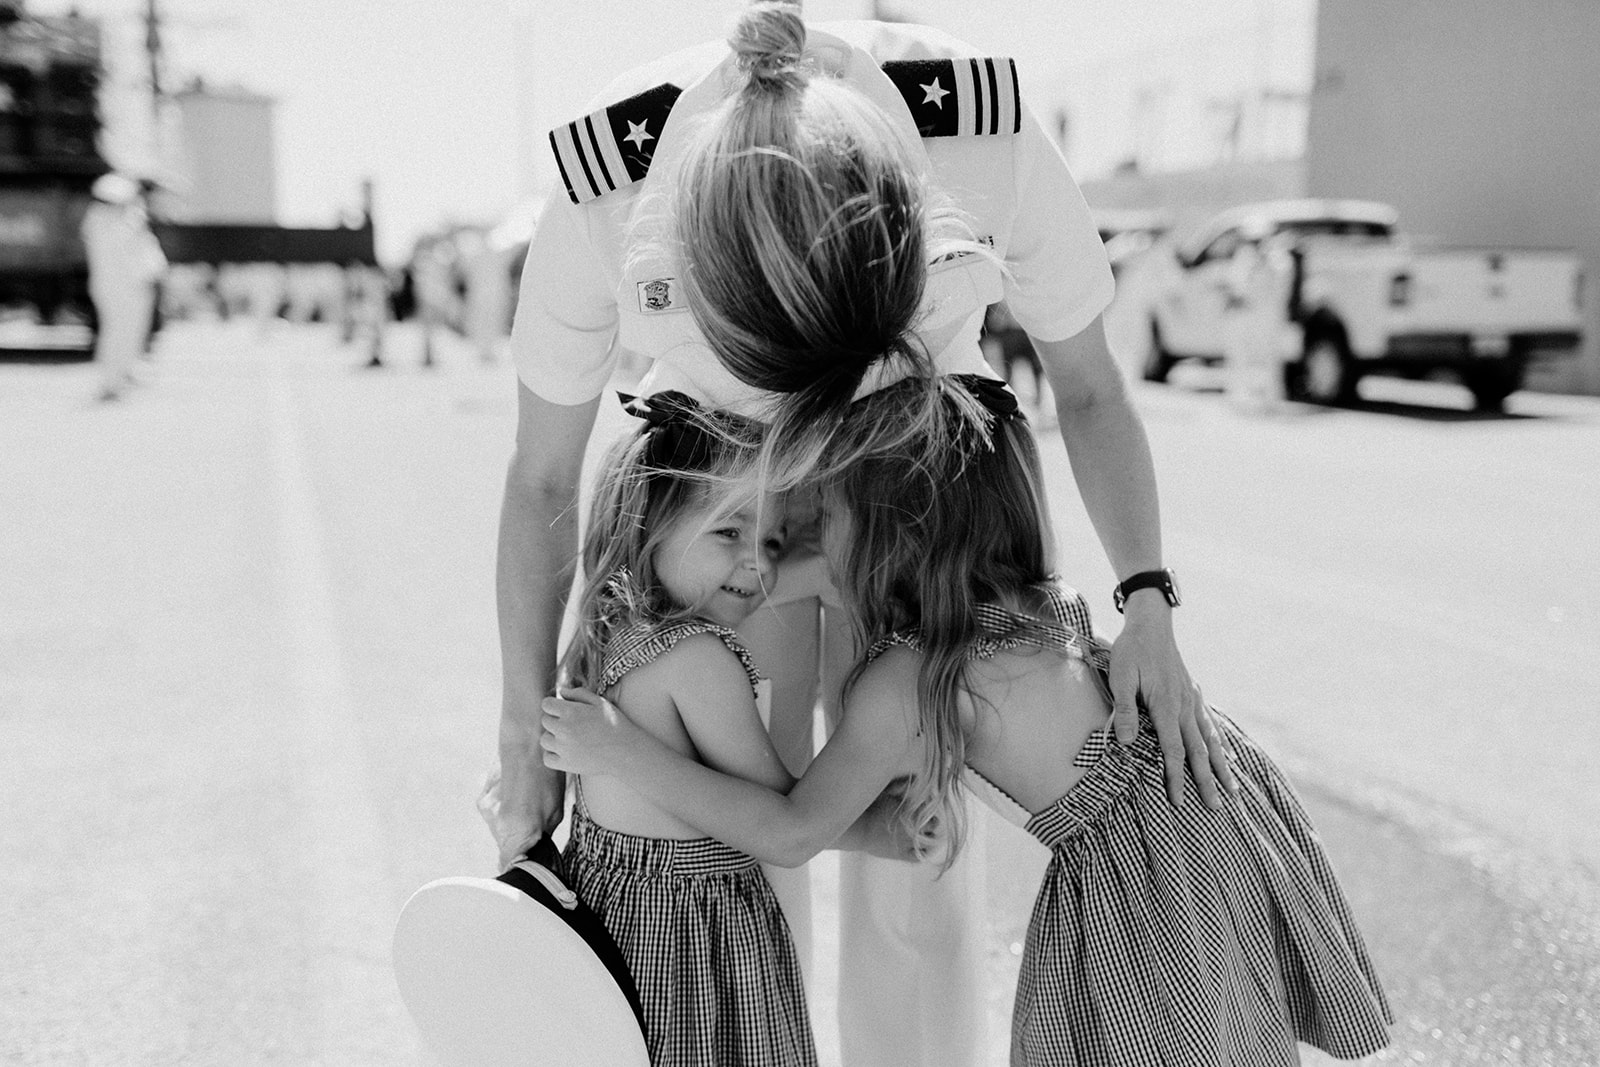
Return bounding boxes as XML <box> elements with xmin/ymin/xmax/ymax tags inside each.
<box><xmin>661</xmin><ymin>633</ymin><xmax>795</xmax><ymax>794</ymax></box>
<box><xmin>542</xmin><ymin>653</ymin><xmax>920</xmax><ymax>867</ymax></box>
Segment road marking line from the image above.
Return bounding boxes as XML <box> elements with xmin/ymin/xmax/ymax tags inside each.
<box><xmin>267</xmin><ymin>362</ymin><xmax>414</xmax><ymax>1065</ymax></box>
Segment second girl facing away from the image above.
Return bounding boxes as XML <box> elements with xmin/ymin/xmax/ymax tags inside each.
<box><xmin>542</xmin><ymin>375</ymin><xmax>1395</xmax><ymax>1066</ymax></box>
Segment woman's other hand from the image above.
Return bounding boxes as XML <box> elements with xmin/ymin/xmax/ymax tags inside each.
<box><xmin>476</xmin><ymin>766</ymin><xmax>545</xmax><ymax>871</ymax></box>
<box><xmin>1108</xmin><ymin>599</ymin><xmax>1237</xmax><ymax>810</ymax></box>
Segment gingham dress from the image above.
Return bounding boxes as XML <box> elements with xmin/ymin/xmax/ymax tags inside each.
<box><xmin>870</xmin><ymin>584</ymin><xmax>1394</xmax><ymax>1067</ymax></box>
<box><xmin>562</xmin><ymin>618</ymin><xmax>817</xmax><ymax>1067</ymax></box>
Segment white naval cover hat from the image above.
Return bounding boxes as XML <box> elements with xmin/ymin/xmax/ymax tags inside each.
<box><xmin>392</xmin><ymin>838</ymin><xmax>649</xmax><ymax>1067</ymax></box>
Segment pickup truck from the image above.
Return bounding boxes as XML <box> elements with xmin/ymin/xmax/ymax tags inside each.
<box><xmin>1140</xmin><ymin>199</ymin><xmax>1585</xmax><ymax>411</ymax></box>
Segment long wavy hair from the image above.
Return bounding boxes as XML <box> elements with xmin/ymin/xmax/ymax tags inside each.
<box><xmin>664</xmin><ymin>0</ymin><xmax>992</xmax><ymax>495</ymax></box>
<box><xmin>821</xmin><ymin>376</ymin><xmax>1057</xmax><ymax>870</ymax></box>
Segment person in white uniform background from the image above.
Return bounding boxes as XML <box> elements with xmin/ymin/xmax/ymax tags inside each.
<box><xmin>1223</xmin><ymin>226</ymin><xmax>1299</xmax><ymax>415</ymax></box>
<box><xmin>81</xmin><ymin>172</ymin><xmax>167</xmax><ymax>402</ymax></box>
<box><xmin>488</xmin><ymin>3</ymin><xmax>1235</xmax><ymax>1062</ymax></box>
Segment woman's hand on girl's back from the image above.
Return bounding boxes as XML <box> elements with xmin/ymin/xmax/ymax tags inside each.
<box><xmin>1108</xmin><ymin>605</ymin><xmax>1237</xmax><ymax>811</ymax></box>
<box><xmin>540</xmin><ymin>687</ymin><xmax>639</xmax><ymax>776</ymax></box>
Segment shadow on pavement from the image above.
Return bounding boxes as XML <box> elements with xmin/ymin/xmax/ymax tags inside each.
<box><xmin>1339</xmin><ymin>396</ymin><xmax>1541</xmax><ymax>423</ymax></box>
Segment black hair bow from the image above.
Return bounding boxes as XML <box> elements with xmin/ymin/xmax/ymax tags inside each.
<box><xmin>951</xmin><ymin>374</ymin><xmax>1021</xmax><ymax>420</ymax></box>
<box><xmin>617</xmin><ymin>390</ymin><xmax>720</xmax><ymax>471</ymax></box>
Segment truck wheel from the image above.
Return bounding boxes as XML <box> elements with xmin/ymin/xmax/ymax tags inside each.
<box><xmin>1143</xmin><ymin>320</ymin><xmax>1176</xmax><ymax>383</ymax></box>
<box><xmin>1463</xmin><ymin>357</ymin><xmax>1525</xmax><ymax>414</ymax></box>
<box><xmin>1295</xmin><ymin>335</ymin><xmax>1358</xmax><ymax>405</ymax></box>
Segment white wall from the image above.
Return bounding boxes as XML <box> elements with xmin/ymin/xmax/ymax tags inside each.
<box><xmin>1306</xmin><ymin>0</ymin><xmax>1600</xmax><ymax>394</ymax></box>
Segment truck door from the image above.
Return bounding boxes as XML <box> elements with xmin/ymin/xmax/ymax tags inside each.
<box><xmin>1163</xmin><ymin>226</ymin><xmax>1243</xmax><ymax>357</ymax></box>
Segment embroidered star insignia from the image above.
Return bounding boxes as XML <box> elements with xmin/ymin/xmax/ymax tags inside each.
<box><xmin>921</xmin><ymin>78</ymin><xmax>949</xmax><ymax>108</ymax></box>
<box><xmin>623</xmin><ymin>119</ymin><xmax>653</xmax><ymax>150</ymax></box>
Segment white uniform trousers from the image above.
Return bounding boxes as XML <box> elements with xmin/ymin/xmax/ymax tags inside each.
<box><xmin>90</xmin><ymin>282</ymin><xmax>156</xmax><ymax>398</ymax></box>
<box><xmin>741</xmin><ymin>593</ymin><xmax>987</xmax><ymax>1067</ymax></box>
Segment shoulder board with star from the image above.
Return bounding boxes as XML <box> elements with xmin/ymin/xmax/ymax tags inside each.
<box><xmin>549</xmin><ymin>82</ymin><xmax>683</xmax><ymax>205</ymax></box>
<box><xmin>880</xmin><ymin>57</ymin><xmax>1020</xmax><ymax>138</ymax></box>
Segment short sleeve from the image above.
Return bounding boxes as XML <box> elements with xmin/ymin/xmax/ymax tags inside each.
<box><xmin>510</xmin><ymin>191</ymin><xmax>620</xmax><ymax>404</ymax></box>
<box><xmin>999</xmin><ymin>102</ymin><xmax>1116</xmax><ymax>344</ymax></box>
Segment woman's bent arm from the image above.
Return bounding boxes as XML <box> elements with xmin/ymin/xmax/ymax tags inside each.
<box><xmin>492</xmin><ymin>382</ymin><xmax>601</xmax><ymax>868</ymax></box>
<box><xmin>1035</xmin><ymin>317</ymin><xmax>1235</xmax><ymax>810</ymax></box>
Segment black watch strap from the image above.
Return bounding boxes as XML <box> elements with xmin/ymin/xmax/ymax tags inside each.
<box><xmin>1113</xmin><ymin>569</ymin><xmax>1181</xmax><ymax>613</ymax></box>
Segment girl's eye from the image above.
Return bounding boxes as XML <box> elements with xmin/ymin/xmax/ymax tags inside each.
<box><xmin>714</xmin><ymin>528</ymin><xmax>740</xmax><ymax>541</ymax></box>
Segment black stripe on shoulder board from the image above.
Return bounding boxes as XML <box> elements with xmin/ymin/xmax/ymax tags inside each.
<box><xmin>550</xmin><ymin>82</ymin><xmax>683</xmax><ymax>204</ymax></box>
<box><xmin>881</xmin><ymin>57</ymin><xmax>1020</xmax><ymax>138</ymax></box>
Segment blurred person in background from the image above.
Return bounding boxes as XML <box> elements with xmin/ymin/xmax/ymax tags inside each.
<box><xmin>1223</xmin><ymin>226</ymin><xmax>1297</xmax><ymax>415</ymax></box>
<box><xmin>244</xmin><ymin>262</ymin><xmax>289</xmax><ymax>336</ymax></box>
<box><xmin>981</xmin><ymin>300</ymin><xmax>1052</xmax><ymax>426</ymax></box>
<box><xmin>412</xmin><ymin>235</ymin><xmax>460</xmax><ymax>368</ymax></box>
<box><xmin>489</xmin><ymin>3</ymin><xmax>1230</xmax><ymax>1063</ymax></box>
<box><xmin>341</xmin><ymin>262</ymin><xmax>390</xmax><ymax>368</ymax></box>
<box><xmin>459</xmin><ymin>227</ymin><xmax>514</xmax><ymax>365</ymax></box>
<box><xmin>81</xmin><ymin>172</ymin><xmax>167</xmax><ymax>402</ymax></box>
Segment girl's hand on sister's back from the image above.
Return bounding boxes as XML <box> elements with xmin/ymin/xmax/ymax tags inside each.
<box><xmin>539</xmin><ymin>687</ymin><xmax>641</xmax><ymax>775</ymax></box>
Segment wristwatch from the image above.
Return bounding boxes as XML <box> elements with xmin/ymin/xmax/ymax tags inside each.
<box><xmin>1113</xmin><ymin>568</ymin><xmax>1181</xmax><ymax>613</ymax></box>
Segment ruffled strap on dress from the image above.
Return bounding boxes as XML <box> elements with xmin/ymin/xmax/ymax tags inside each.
<box><xmin>596</xmin><ymin>617</ymin><xmax>765</xmax><ymax>697</ymax></box>
<box><xmin>864</xmin><ymin>580</ymin><xmax>1110</xmax><ymax>677</ymax></box>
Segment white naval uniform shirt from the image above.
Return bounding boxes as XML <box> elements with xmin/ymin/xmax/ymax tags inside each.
<box><xmin>511</xmin><ymin>21</ymin><xmax>1115</xmax><ymax>412</ymax></box>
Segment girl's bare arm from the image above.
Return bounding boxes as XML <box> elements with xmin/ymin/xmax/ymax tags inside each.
<box><xmin>542</xmin><ymin>652</ymin><xmax>920</xmax><ymax>867</ymax></box>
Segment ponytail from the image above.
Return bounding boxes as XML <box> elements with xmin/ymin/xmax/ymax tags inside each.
<box><xmin>729</xmin><ymin>1</ymin><xmax>806</xmax><ymax>89</ymax></box>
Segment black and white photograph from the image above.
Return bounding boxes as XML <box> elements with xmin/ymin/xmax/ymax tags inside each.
<box><xmin>3</xmin><ymin>1</ymin><xmax>1596</xmax><ymax>1064</ymax></box>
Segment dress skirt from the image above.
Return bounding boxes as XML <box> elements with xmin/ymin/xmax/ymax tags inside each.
<box><xmin>563</xmin><ymin>804</ymin><xmax>818</xmax><ymax>1067</ymax></box>
<box><xmin>1012</xmin><ymin>712</ymin><xmax>1394</xmax><ymax>1067</ymax></box>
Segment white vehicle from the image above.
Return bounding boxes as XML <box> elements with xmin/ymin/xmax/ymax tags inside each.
<box><xmin>1142</xmin><ymin>199</ymin><xmax>1585</xmax><ymax>411</ymax></box>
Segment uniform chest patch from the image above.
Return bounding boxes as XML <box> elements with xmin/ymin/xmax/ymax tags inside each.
<box><xmin>636</xmin><ymin>277</ymin><xmax>686</xmax><ymax>314</ymax></box>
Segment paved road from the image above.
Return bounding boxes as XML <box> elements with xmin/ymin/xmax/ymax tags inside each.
<box><xmin>2</xmin><ymin>323</ymin><xmax>1596</xmax><ymax>1065</ymax></box>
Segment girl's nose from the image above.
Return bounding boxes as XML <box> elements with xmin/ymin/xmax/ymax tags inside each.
<box><xmin>745</xmin><ymin>548</ymin><xmax>776</xmax><ymax>584</ymax></box>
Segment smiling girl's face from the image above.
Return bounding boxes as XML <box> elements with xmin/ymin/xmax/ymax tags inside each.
<box><xmin>653</xmin><ymin>492</ymin><xmax>788</xmax><ymax>628</ymax></box>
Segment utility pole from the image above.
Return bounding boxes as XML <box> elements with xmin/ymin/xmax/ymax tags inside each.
<box><xmin>144</xmin><ymin>0</ymin><xmax>163</xmax><ymax>125</ymax></box>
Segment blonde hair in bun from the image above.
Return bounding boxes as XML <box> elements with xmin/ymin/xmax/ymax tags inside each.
<box><xmin>729</xmin><ymin>1</ymin><xmax>806</xmax><ymax>86</ymax></box>
<box><xmin>660</xmin><ymin>0</ymin><xmax>992</xmax><ymax>496</ymax></box>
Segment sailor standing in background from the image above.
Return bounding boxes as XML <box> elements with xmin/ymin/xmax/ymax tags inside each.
<box><xmin>460</xmin><ymin>228</ymin><xmax>514</xmax><ymax>365</ymax></box>
<box><xmin>82</xmin><ymin>172</ymin><xmax>167</xmax><ymax>402</ymax></box>
<box><xmin>1223</xmin><ymin>226</ymin><xmax>1296</xmax><ymax>414</ymax></box>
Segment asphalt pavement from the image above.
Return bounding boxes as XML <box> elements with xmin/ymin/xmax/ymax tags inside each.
<box><xmin>2</xmin><ymin>321</ymin><xmax>1597</xmax><ymax>1065</ymax></box>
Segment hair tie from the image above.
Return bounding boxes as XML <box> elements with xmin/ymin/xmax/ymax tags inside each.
<box><xmin>739</xmin><ymin>50</ymin><xmax>800</xmax><ymax>82</ymax></box>
<box><xmin>950</xmin><ymin>374</ymin><xmax>1021</xmax><ymax>420</ymax></box>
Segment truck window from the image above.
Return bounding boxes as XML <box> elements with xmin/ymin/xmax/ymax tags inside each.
<box><xmin>1195</xmin><ymin>228</ymin><xmax>1243</xmax><ymax>265</ymax></box>
<box><xmin>1276</xmin><ymin>220</ymin><xmax>1394</xmax><ymax>240</ymax></box>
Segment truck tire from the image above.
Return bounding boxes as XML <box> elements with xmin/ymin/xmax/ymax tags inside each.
<box><xmin>1293</xmin><ymin>334</ymin><xmax>1359</xmax><ymax>405</ymax></box>
<box><xmin>1143</xmin><ymin>320</ymin><xmax>1176</xmax><ymax>383</ymax></box>
<box><xmin>1462</xmin><ymin>356</ymin><xmax>1525</xmax><ymax>414</ymax></box>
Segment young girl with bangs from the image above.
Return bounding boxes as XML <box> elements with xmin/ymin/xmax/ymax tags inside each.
<box><xmin>541</xmin><ymin>375</ymin><xmax>1394</xmax><ymax>1066</ymax></box>
<box><xmin>532</xmin><ymin>390</ymin><xmax>824</xmax><ymax>1067</ymax></box>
